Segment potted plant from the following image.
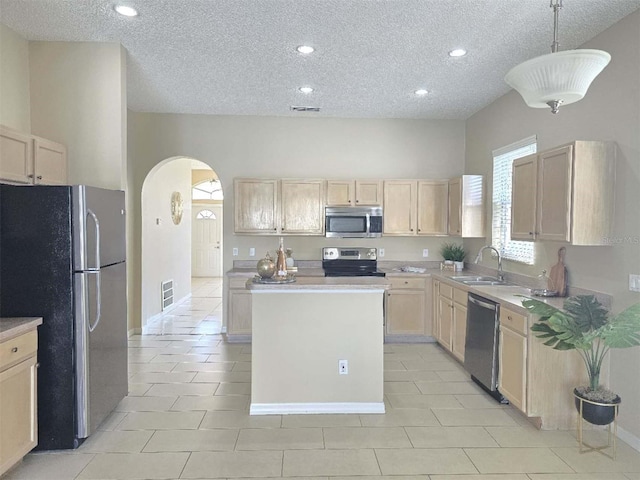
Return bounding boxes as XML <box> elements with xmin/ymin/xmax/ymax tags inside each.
<box><xmin>522</xmin><ymin>295</ymin><xmax>640</xmax><ymax>426</ymax></box>
<box><xmin>440</xmin><ymin>242</ymin><xmax>466</xmax><ymax>271</ymax></box>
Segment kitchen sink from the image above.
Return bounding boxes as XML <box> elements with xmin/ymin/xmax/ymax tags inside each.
<box><xmin>450</xmin><ymin>275</ymin><xmax>510</xmax><ymax>286</ymax></box>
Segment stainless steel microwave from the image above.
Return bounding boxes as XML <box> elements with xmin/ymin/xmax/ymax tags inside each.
<box><xmin>325</xmin><ymin>206</ymin><xmax>383</xmax><ymax>238</ymax></box>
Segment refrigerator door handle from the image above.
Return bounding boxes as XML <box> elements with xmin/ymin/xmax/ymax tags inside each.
<box><xmin>86</xmin><ymin>209</ymin><xmax>102</xmax><ymax>332</ymax></box>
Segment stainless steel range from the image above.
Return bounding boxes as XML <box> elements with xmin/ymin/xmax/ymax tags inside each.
<box><xmin>322</xmin><ymin>247</ymin><xmax>386</xmax><ymax>277</ymax></box>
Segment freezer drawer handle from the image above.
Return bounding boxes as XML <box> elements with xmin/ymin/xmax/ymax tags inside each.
<box><xmin>86</xmin><ymin>209</ymin><xmax>102</xmax><ymax>333</ymax></box>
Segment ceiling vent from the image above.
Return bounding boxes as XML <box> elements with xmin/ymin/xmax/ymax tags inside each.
<box><xmin>290</xmin><ymin>106</ymin><xmax>321</xmax><ymax>112</ymax></box>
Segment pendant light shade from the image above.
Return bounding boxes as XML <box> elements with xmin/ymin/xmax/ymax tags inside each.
<box><xmin>504</xmin><ymin>0</ymin><xmax>610</xmax><ymax>114</ymax></box>
<box><xmin>505</xmin><ymin>49</ymin><xmax>610</xmax><ymax>111</ymax></box>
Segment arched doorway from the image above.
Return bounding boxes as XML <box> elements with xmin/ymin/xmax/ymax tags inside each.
<box><xmin>140</xmin><ymin>157</ymin><xmax>223</xmax><ymax>330</ymax></box>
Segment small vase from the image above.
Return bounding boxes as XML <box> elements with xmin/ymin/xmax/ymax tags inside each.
<box><xmin>454</xmin><ymin>261</ymin><xmax>464</xmax><ymax>271</ymax></box>
<box><xmin>285</xmin><ymin>248</ymin><xmax>295</xmax><ymax>268</ymax></box>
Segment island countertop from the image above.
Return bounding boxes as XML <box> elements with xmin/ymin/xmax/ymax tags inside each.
<box><xmin>246</xmin><ymin>276</ymin><xmax>391</xmax><ymax>291</ymax></box>
<box><xmin>0</xmin><ymin>317</ymin><xmax>43</xmax><ymax>342</ymax></box>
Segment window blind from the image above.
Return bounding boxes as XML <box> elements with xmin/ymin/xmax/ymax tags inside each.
<box><xmin>492</xmin><ymin>137</ymin><xmax>536</xmax><ymax>265</ymax></box>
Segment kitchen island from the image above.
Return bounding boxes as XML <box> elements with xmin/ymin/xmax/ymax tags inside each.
<box><xmin>246</xmin><ymin>276</ymin><xmax>390</xmax><ymax>415</ymax></box>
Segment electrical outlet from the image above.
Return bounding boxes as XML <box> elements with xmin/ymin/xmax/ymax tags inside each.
<box><xmin>378</xmin><ymin>248</ymin><xmax>385</xmax><ymax>257</ymax></box>
<box><xmin>422</xmin><ymin>248</ymin><xmax>429</xmax><ymax>257</ymax></box>
<box><xmin>249</xmin><ymin>247</ymin><xmax>255</xmax><ymax>257</ymax></box>
<box><xmin>338</xmin><ymin>360</ymin><xmax>348</xmax><ymax>375</ymax></box>
<box><xmin>630</xmin><ymin>274</ymin><xmax>640</xmax><ymax>292</ymax></box>
<box><xmin>232</xmin><ymin>248</ymin><xmax>238</xmax><ymax>256</ymax></box>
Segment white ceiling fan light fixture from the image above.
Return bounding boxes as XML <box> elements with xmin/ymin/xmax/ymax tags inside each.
<box><xmin>114</xmin><ymin>4</ymin><xmax>138</xmax><ymax>17</ymax></box>
<box><xmin>414</xmin><ymin>89</ymin><xmax>429</xmax><ymax>96</ymax></box>
<box><xmin>298</xmin><ymin>86</ymin><xmax>314</xmax><ymax>94</ymax></box>
<box><xmin>504</xmin><ymin>0</ymin><xmax>610</xmax><ymax>114</ymax></box>
<box><xmin>296</xmin><ymin>45</ymin><xmax>315</xmax><ymax>55</ymax></box>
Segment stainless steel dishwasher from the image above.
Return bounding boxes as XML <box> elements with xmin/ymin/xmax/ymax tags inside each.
<box><xmin>464</xmin><ymin>293</ymin><xmax>507</xmax><ymax>403</ymax></box>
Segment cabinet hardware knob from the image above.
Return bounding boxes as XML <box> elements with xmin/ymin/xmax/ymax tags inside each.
<box><xmin>27</xmin><ymin>174</ymin><xmax>34</xmax><ymax>178</ymax></box>
<box><xmin>348</xmin><ymin>200</ymin><xmax>351</xmax><ymax>203</ymax></box>
<box><xmin>410</xmin><ymin>229</ymin><xmax>413</xmax><ymax>232</ymax></box>
<box><xmin>11</xmin><ymin>347</ymin><xmax>18</xmax><ymax>353</ymax></box>
<box><xmin>355</xmin><ymin>200</ymin><xmax>359</xmax><ymax>203</ymax></box>
<box><xmin>529</xmin><ymin>232</ymin><xmax>533</xmax><ymax>235</ymax></box>
<box><xmin>37</xmin><ymin>175</ymin><xmax>43</xmax><ymax>180</ymax></box>
<box><xmin>508</xmin><ymin>316</ymin><xmax>512</xmax><ymax>320</ymax></box>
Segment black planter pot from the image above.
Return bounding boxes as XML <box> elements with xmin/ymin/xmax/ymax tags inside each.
<box><xmin>574</xmin><ymin>388</ymin><xmax>621</xmax><ymax>426</ymax></box>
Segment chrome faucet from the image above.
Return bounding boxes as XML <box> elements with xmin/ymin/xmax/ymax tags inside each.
<box><xmin>474</xmin><ymin>245</ymin><xmax>504</xmax><ymax>282</ymax></box>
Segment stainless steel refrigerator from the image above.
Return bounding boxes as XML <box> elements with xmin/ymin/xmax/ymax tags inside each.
<box><xmin>0</xmin><ymin>184</ymin><xmax>128</xmax><ymax>450</ymax></box>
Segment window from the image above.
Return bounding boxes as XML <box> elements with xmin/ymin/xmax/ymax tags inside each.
<box><xmin>192</xmin><ymin>179</ymin><xmax>223</xmax><ymax>200</ymax></box>
<box><xmin>196</xmin><ymin>209</ymin><xmax>216</xmax><ymax>220</ymax></box>
<box><xmin>492</xmin><ymin>136</ymin><xmax>536</xmax><ymax>265</ymax></box>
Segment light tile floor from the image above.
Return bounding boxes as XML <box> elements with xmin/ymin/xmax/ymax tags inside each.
<box><xmin>5</xmin><ymin>277</ymin><xmax>640</xmax><ymax>480</ymax></box>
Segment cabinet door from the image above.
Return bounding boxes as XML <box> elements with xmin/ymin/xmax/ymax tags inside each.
<box><xmin>511</xmin><ymin>154</ymin><xmax>537</xmax><ymax>240</ymax></box>
<box><xmin>0</xmin><ymin>126</ymin><xmax>33</xmax><ymax>184</ymax></box>
<box><xmin>537</xmin><ymin>145</ymin><xmax>572</xmax><ymax>242</ymax></box>
<box><xmin>33</xmin><ymin>137</ymin><xmax>67</xmax><ymax>185</ymax></box>
<box><xmin>452</xmin><ymin>301</ymin><xmax>467</xmax><ymax>362</ymax></box>
<box><xmin>385</xmin><ymin>289</ymin><xmax>425</xmax><ymax>335</ymax></box>
<box><xmin>499</xmin><ymin>327</ymin><xmax>527</xmax><ymax>412</ymax></box>
<box><xmin>383</xmin><ymin>180</ymin><xmax>416</xmax><ymax>235</ymax></box>
<box><xmin>228</xmin><ymin>290</ymin><xmax>252</xmax><ymax>335</ymax></box>
<box><xmin>234</xmin><ymin>179</ymin><xmax>279</xmax><ymax>233</ymax></box>
<box><xmin>0</xmin><ymin>356</ymin><xmax>37</xmax><ymax>475</ymax></box>
<box><xmin>437</xmin><ymin>295</ymin><xmax>453</xmax><ymax>350</ymax></box>
<box><xmin>326</xmin><ymin>181</ymin><xmax>353</xmax><ymax>206</ymax></box>
<box><xmin>355</xmin><ymin>180</ymin><xmax>382</xmax><ymax>206</ymax></box>
<box><xmin>281</xmin><ymin>180</ymin><xmax>325</xmax><ymax>234</ymax></box>
<box><xmin>432</xmin><ymin>280</ymin><xmax>440</xmax><ymax>340</ymax></box>
<box><xmin>417</xmin><ymin>180</ymin><xmax>448</xmax><ymax>235</ymax></box>
<box><xmin>448</xmin><ymin>177</ymin><xmax>462</xmax><ymax>236</ymax></box>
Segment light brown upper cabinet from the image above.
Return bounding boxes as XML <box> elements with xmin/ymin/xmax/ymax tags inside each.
<box><xmin>234</xmin><ymin>178</ymin><xmax>325</xmax><ymax>235</ymax></box>
<box><xmin>326</xmin><ymin>180</ymin><xmax>382</xmax><ymax>206</ymax></box>
<box><xmin>280</xmin><ymin>179</ymin><xmax>325</xmax><ymax>235</ymax></box>
<box><xmin>448</xmin><ymin>175</ymin><xmax>485</xmax><ymax>237</ymax></box>
<box><xmin>384</xmin><ymin>180</ymin><xmax>449</xmax><ymax>236</ymax></box>
<box><xmin>511</xmin><ymin>141</ymin><xmax>616</xmax><ymax>245</ymax></box>
<box><xmin>383</xmin><ymin>180</ymin><xmax>417</xmax><ymax>235</ymax></box>
<box><xmin>234</xmin><ymin>178</ymin><xmax>279</xmax><ymax>233</ymax></box>
<box><xmin>417</xmin><ymin>180</ymin><xmax>449</xmax><ymax>236</ymax></box>
<box><xmin>511</xmin><ymin>153</ymin><xmax>538</xmax><ymax>240</ymax></box>
<box><xmin>0</xmin><ymin>126</ymin><xmax>67</xmax><ymax>185</ymax></box>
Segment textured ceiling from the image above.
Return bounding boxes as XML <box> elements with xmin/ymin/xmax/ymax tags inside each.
<box><xmin>1</xmin><ymin>0</ymin><xmax>638</xmax><ymax>119</ymax></box>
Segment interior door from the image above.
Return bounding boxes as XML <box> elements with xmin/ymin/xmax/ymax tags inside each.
<box><xmin>192</xmin><ymin>204</ymin><xmax>222</xmax><ymax>276</ymax></box>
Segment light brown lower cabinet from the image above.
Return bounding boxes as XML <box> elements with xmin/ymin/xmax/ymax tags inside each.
<box><xmin>435</xmin><ymin>281</ymin><xmax>467</xmax><ymax>361</ymax></box>
<box><xmin>0</xmin><ymin>330</ymin><xmax>38</xmax><ymax>475</ymax></box>
<box><xmin>226</xmin><ymin>277</ymin><xmax>252</xmax><ymax>341</ymax></box>
<box><xmin>385</xmin><ymin>276</ymin><xmax>430</xmax><ymax>340</ymax></box>
<box><xmin>498</xmin><ymin>306</ymin><xmax>529</xmax><ymax>413</ymax></box>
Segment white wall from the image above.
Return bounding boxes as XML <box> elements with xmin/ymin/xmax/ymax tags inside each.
<box><xmin>0</xmin><ymin>23</ymin><xmax>30</xmax><ymax>131</ymax></box>
<box><xmin>141</xmin><ymin>158</ymin><xmax>193</xmax><ymax>323</ymax></box>
<box><xmin>29</xmin><ymin>41</ymin><xmax>127</xmax><ymax>190</ymax></box>
<box><xmin>127</xmin><ymin>113</ymin><xmax>466</xmax><ymax>325</ymax></box>
<box><xmin>465</xmin><ymin>11</ymin><xmax>640</xmax><ymax>439</ymax></box>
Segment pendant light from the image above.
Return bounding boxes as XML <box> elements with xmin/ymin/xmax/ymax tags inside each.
<box><xmin>504</xmin><ymin>0</ymin><xmax>610</xmax><ymax>114</ymax></box>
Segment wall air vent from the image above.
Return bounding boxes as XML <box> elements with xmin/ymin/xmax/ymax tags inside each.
<box><xmin>161</xmin><ymin>279</ymin><xmax>174</xmax><ymax>311</ymax></box>
<box><xmin>290</xmin><ymin>106</ymin><xmax>321</xmax><ymax>112</ymax></box>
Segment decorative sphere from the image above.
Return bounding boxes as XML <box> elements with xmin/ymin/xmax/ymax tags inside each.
<box><xmin>257</xmin><ymin>255</ymin><xmax>276</xmax><ymax>278</ymax></box>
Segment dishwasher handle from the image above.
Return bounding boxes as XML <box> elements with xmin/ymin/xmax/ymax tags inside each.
<box><xmin>468</xmin><ymin>295</ymin><xmax>498</xmax><ymax>311</ymax></box>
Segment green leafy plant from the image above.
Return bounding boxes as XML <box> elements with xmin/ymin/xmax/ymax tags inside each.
<box><xmin>522</xmin><ymin>295</ymin><xmax>640</xmax><ymax>397</ymax></box>
<box><xmin>440</xmin><ymin>242</ymin><xmax>466</xmax><ymax>262</ymax></box>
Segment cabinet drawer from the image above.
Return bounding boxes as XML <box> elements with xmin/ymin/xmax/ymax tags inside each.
<box><xmin>500</xmin><ymin>307</ymin><xmax>528</xmax><ymax>335</ymax></box>
<box><xmin>0</xmin><ymin>330</ymin><xmax>37</xmax><ymax>371</ymax></box>
<box><xmin>439</xmin><ymin>283</ymin><xmax>453</xmax><ymax>299</ymax></box>
<box><xmin>389</xmin><ymin>277</ymin><xmax>425</xmax><ymax>290</ymax></box>
<box><xmin>229</xmin><ymin>277</ymin><xmax>251</xmax><ymax>289</ymax></box>
<box><xmin>453</xmin><ymin>288</ymin><xmax>467</xmax><ymax>305</ymax></box>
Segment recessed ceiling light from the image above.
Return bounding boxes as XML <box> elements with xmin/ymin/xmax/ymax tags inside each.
<box><xmin>299</xmin><ymin>86</ymin><xmax>314</xmax><ymax>94</ymax></box>
<box><xmin>415</xmin><ymin>89</ymin><xmax>429</xmax><ymax>96</ymax></box>
<box><xmin>449</xmin><ymin>48</ymin><xmax>467</xmax><ymax>57</ymax></box>
<box><xmin>114</xmin><ymin>5</ymin><xmax>138</xmax><ymax>17</ymax></box>
<box><xmin>296</xmin><ymin>45</ymin><xmax>314</xmax><ymax>54</ymax></box>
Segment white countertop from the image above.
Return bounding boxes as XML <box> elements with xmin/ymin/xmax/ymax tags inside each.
<box><xmin>0</xmin><ymin>317</ymin><xmax>43</xmax><ymax>342</ymax></box>
<box><xmin>246</xmin><ymin>276</ymin><xmax>391</xmax><ymax>291</ymax></box>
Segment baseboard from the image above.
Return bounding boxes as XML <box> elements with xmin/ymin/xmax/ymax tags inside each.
<box><xmin>618</xmin><ymin>425</ymin><xmax>640</xmax><ymax>452</ymax></box>
<box><xmin>250</xmin><ymin>402</ymin><xmax>385</xmax><ymax>415</ymax></box>
<box><xmin>144</xmin><ymin>293</ymin><xmax>192</xmax><ymax>327</ymax></box>
<box><xmin>225</xmin><ymin>334</ymin><xmax>251</xmax><ymax>344</ymax></box>
<box><xmin>127</xmin><ymin>328</ymin><xmax>142</xmax><ymax>337</ymax></box>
